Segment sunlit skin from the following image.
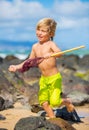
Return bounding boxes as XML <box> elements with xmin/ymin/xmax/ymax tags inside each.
<box><xmin>34</xmin><ymin>27</ymin><xmax>61</xmax><ymax>76</ymax></box>
<box><xmin>8</xmin><ymin>26</ymin><xmax>74</xmax><ymax>118</ymax></box>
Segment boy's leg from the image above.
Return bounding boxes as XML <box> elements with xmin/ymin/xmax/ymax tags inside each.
<box><xmin>42</xmin><ymin>101</ymin><xmax>55</xmax><ymax>118</ymax></box>
<box><xmin>61</xmin><ymin>98</ymin><xmax>81</xmax><ymax>122</ymax></box>
<box><xmin>61</xmin><ymin>98</ymin><xmax>75</xmax><ymax>112</ymax></box>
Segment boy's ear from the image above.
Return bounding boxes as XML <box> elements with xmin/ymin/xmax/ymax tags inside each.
<box><xmin>50</xmin><ymin>32</ymin><xmax>54</xmax><ymax>38</ymax></box>
<box><xmin>50</xmin><ymin>32</ymin><xmax>53</xmax><ymax>37</ymax></box>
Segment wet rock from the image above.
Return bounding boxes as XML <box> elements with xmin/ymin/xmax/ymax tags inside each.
<box><xmin>14</xmin><ymin>116</ymin><xmax>61</xmax><ymax>130</ymax></box>
<box><xmin>31</xmin><ymin>104</ymin><xmax>43</xmax><ymax>113</ymax></box>
<box><xmin>0</xmin><ymin>114</ymin><xmax>6</xmax><ymax>120</ymax></box>
<box><xmin>0</xmin><ymin>96</ymin><xmax>14</xmax><ymax>111</ymax></box>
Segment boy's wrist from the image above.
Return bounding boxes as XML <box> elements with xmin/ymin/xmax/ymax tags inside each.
<box><xmin>16</xmin><ymin>65</ymin><xmax>20</xmax><ymax>70</ymax></box>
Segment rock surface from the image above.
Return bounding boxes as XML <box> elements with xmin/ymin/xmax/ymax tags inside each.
<box><xmin>0</xmin><ymin>54</ymin><xmax>89</xmax><ymax>109</ymax></box>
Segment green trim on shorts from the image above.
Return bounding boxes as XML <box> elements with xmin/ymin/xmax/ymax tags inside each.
<box><xmin>38</xmin><ymin>73</ymin><xmax>62</xmax><ymax>108</ymax></box>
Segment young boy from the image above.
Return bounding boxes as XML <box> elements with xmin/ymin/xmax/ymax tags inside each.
<box><xmin>8</xmin><ymin>18</ymin><xmax>74</xmax><ymax>118</ymax></box>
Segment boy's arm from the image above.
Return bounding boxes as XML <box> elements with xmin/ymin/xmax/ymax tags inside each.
<box><xmin>28</xmin><ymin>44</ymin><xmax>36</xmax><ymax>59</ymax></box>
<box><xmin>8</xmin><ymin>45</ymin><xmax>36</xmax><ymax>72</ymax></box>
<box><xmin>8</xmin><ymin>60</ymin><xmax>26</xmax><ymax>72</ymax></box>
<box><xmin>51</xmin><ymin>41</ymin><xmax>62</xmax><ymax>58</ymax></box>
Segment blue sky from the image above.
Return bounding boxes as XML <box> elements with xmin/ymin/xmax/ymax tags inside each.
<box><xmin>0</xmin><ymin>0</ymin><xmax>89</xmax><ymax>49</ymax></box>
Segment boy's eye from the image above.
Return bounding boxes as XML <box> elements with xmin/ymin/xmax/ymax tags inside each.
<box><xmin>42</xmin><ymin>30</ymin><xmax>47</xmax><ymax>32</ymax></box>
<box><xmin>37</xmin><ymin>28</ymin><xmax>48</xmax><ymax>33</ymax></box>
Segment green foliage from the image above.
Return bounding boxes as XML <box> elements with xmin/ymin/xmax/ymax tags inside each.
<box><xmin>75</xmin><ymin>71</ymin><xmax>89</xmax><ymax>81</ymax></box>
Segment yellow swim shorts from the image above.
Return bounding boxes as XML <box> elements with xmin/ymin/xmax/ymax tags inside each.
<box><xmin>38</xmin><ymin>73</ymin><xmax>62</xmax><ymax>108</ymax></box>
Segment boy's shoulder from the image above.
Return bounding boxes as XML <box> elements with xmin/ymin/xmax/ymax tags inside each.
<box><xmin>49</xmin><ymin>41</ymin><xmax>57</xmax><ymax>46</ymax></box>
<box><xmin>32</xmin><ymin>42</ymin><xmax>38</xmax><ymax>48</ymax></box>
<box><xmin>48</xmin><ymin>40</ymin><xmax>56</xmax><ymax>44</ymax></box>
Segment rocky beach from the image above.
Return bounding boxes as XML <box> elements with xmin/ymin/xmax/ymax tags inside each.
<box><xmin>0</xmin><ymin>102</ymin><xmax>89</xmax><ymax>130</ymax></box>
<box><xmin>0</xmin><ymin>54</ymin><xmax>89</xmax><ymax>130</ymax></box>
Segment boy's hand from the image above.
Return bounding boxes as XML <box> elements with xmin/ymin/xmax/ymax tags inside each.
<box><xmin>8</xmin><ymin>65</ymin><xmax>17</xmax><ymax>72</ymax></box>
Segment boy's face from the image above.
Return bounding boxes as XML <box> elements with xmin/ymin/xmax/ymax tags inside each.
<box><xmin>36</xmin><ymin>27</ymin><xmax>51</xmax><ymax>43</ymax></box>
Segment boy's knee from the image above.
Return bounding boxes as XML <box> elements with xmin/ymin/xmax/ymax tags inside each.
<box><xmin>62</xmin><ymin>98</ymin><xmax>72</xmax><ymax>105</ymax></box>
<box><xmin>42</xmin><ymin>101</ymin><xmax>49</xmax><ymax>107</ymax></box>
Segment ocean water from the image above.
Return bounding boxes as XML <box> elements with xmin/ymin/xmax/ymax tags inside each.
<box><xmin>0</xmin><ymin>46</ymin><xmax>31</xmax><ymax>60</ymax></box>
<box><xmin>0</xmin><ymin>40</ymin><xmax>34</xmax><ymax>60</ymax></box>
<box><xmin>0</xmin><ymin>44</ymin><xmax>89</xmax><ymax>60</ymax></box>
<box><xmin>65</xmin><ymin>49</ymin><xmax>89</xmax><ymax>58</ymax></box>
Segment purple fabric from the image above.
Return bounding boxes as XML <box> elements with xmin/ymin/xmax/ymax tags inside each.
<box><xmin>18</xmin><ymin>57</ymin><xmax>44</xmax><ymax>73</ymax></box>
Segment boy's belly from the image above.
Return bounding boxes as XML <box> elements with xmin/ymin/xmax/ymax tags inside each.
<box><xmin>38</xmin><ymin>57</ymin><xmax>59</xmax><ymax>76</ymax></box>
<box><xmin>40</xmin><ymin>67</ymin><xmax>59</xmax><ymax>77</ymax></box>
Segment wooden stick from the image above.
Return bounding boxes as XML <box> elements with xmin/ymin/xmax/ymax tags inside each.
<box><xmin>51</xmin><ymin>45</ymin><xmax>85</xmax><ymax>57</ymax></box>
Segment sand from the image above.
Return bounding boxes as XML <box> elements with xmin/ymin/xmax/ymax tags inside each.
<box><xmin>0</xmin><ymin>102</ymin><xmax>89</xmax><ymax>130</ymax></box>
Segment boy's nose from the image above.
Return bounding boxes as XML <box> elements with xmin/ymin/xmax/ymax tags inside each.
<box><xmin>39</xmin><ymin>30</ymin><xmax>42</xmax><ymax>34</ymax></box>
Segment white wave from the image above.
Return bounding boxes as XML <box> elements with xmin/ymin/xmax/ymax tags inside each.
<box><xmin>0</xmin><ymin>53</ymin><xmax>7</xmax><ymax>58</ymax></box>
<box><xmin>15</xmin><ymin>54</ymin><xmax>28</xmax><ymax>60</ymax></box>
<box><xmin>0</xmin><ymin>53</ymin><xmax>28</xmax><ymax>60</ymax></box>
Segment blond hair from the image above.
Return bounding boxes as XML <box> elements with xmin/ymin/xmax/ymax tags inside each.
<box><xmin>36</xmin><ymin>18</ymin><xmax>57</xmax><ymax>40</ymax></box>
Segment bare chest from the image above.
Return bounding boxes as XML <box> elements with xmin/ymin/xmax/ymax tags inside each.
<box><xmin>35</xmin><ymin>43</ymin><xmax>52</xmax><ymax>57</ymax></box>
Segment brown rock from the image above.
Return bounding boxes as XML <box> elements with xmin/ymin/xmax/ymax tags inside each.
<box><xmin>48</xmin><ymin>118</ymin><xmax>76</xmax><ymax>130</ymax></box>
